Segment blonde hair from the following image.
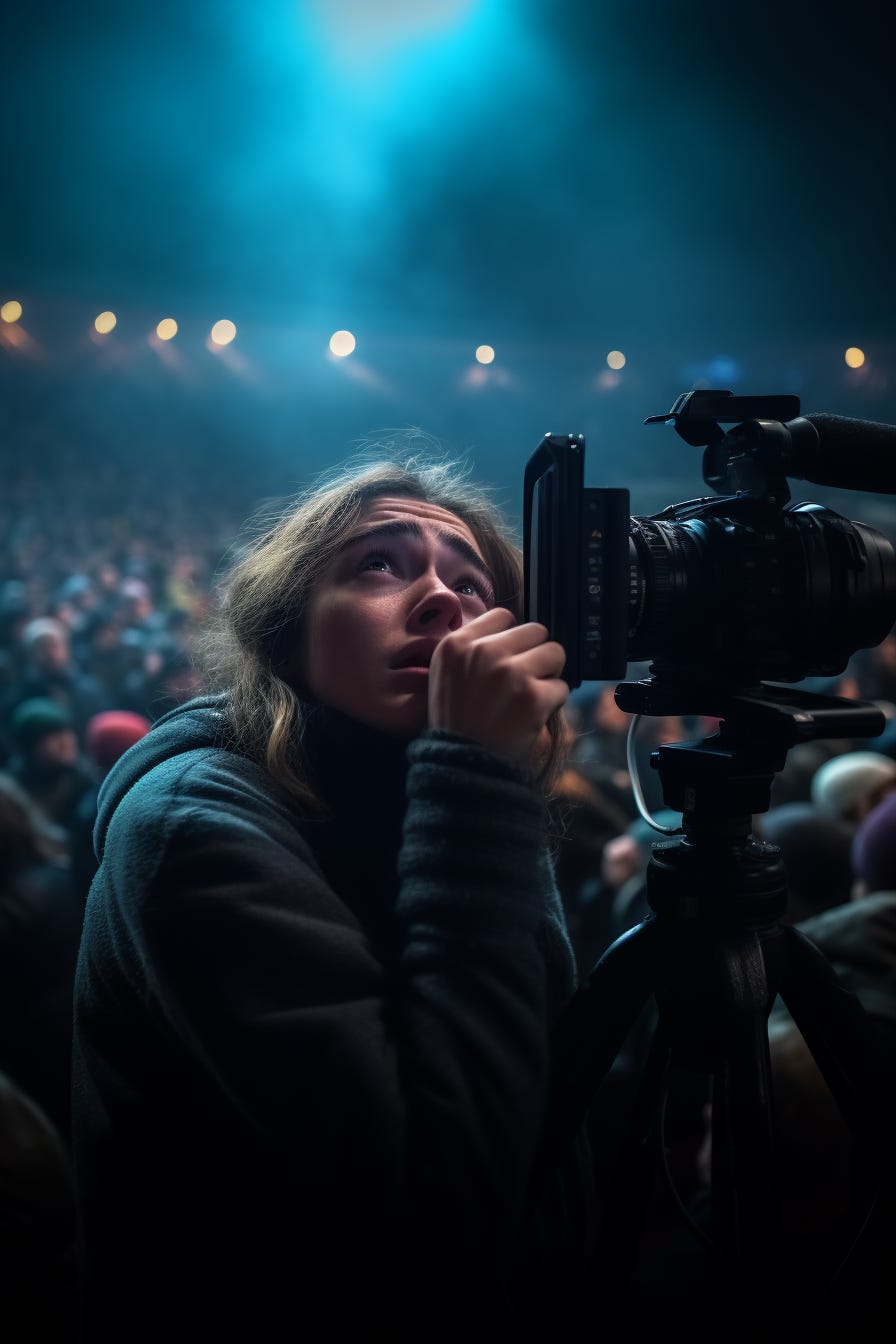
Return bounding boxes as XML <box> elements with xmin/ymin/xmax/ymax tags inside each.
<box><xmin>199</xmin><ymin>447</ymin><xmax>567</xmax><ymax>806</ymax></box>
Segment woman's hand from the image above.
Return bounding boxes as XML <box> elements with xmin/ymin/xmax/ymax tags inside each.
<box><xmin>427</xmin><ymin>608</ymin><xmax>569</xmax><ymax>765</ymax></box>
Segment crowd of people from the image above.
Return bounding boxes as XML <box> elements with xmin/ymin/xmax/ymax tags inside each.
<box><xmin>0</xmin><ymin>456</ymin><xmax>245</xmax><ymax>1336</ymax></box>
<box><xmin>1</xmin><ymin>449</ymin><xmax>895</xmax><ymax>1338</ymax></box>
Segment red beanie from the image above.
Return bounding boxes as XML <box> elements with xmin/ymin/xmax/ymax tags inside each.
<box><xmin>85</xmin><ymin>711</ymin><xmax>152</xmax><ymax>771</ymax></box>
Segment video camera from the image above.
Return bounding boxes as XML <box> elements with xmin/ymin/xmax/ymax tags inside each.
<box><xmin>526</xmin><ymin>393</ymin><xmax>896</xmax><ymax>1321</ymax></box>
<box><xmin>524</xmin><ymin>389</ymin><xmax>896</xmax><ymax>697</ymax></box>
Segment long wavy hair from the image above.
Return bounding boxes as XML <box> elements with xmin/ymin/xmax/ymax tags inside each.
<box><xmin>198</xmin><ymin>448</ymin><xmax>568</xmax><ymax>807</ymax></box>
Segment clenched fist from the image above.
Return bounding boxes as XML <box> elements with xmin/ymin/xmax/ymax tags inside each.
<box><xmin>427</xmin><ymin>607</ymin><xmax>569</xmax><ymax>765</ymax></box>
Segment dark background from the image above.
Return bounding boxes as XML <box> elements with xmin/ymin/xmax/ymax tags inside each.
<box><xmin>3</xmin><ymin>0</ymin><xmax>894</xmax><ymax>533</ymax></box>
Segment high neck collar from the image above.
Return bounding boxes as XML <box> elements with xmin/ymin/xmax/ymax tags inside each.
<box><xmin>296</xmin><ymin>704</ymin><xmax>413</xmax><ymax>950</ymax></box>
<box><xmin>298</xmin><ymin>701</ymin><xmax>413</xmax><ymax>822</ymax></box>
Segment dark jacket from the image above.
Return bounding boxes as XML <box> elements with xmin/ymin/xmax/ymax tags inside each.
<box><xmin>72</xmin><ymin>696</ymin><xmax>592</xmax><ymax>1342</ymax></box>
<box><xmin>0</xmin><ymin>857</ymin><xmax>83</xmax><ymax>1143</ymax></box>
<box><xmin>796</xmin><ymin>890</ymin><xmax>896</xmax><ymax>1030</ymax></box>
<box><xmin>759</xmin><ymin>891</ymin><xmax>896</xmax><ymax>1318</ymax></box>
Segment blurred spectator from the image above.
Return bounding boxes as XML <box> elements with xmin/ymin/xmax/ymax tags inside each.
<box><xmin>809</xmin><ymin>749</ymin><xmax>896</xmax><ymax>827</ymax></box>
<box><xmin>164</xmin><ymin>550</ymin><xmax>211</xmax><ymax>621</ymax></box>
<box><xmin>0</xmin><ymin>1069</ymin><xmax>77</xmax><ymax>1340</ymax></box>
<box><xmin>5</xmin><ymin>699</ymin><xmax>95</xmax><ymax>832</ymax></box>
<box><xmin>849</xmin><ymin>787</ymin><xmax>896</xmax><ymax>901</ymax></box>
<box><xmin>77</xmin><ymin>606</ymin><xmax>139</xmax><ymax>700</ymax></box>
<box><xmin>69</xmin><ymin>711</ymin><xmax>152</xmax><ymax>905</ymax></box>
<box><xmin>83</xmin><ymin>710</ymin><xmax>153</xmax><ymax>777</ymax></box>
<box><xmin>546</xmin><ymin>757</ymin><xmax>631</xmax><ymax>977</ymax></box>
<box><xmin>115</xmin><ymin>577</ymin><xmax>166</xmax><ymax>653</ymax></box>
<box><xmin>852</xmin><ymin>626</ymin><xmax>896</xmax><ymax>707</ymax></box>
<box><xmin>590</xmin><ymin>809</ymin><xmax>684</xmax><ymax>950</ymax></box>
<box><xmin>120</xmin><ymin>647</ymin><xmax>203</xmax><ymax>721</ymax></box>
<box><xmin>568</xmin><ymin>681</ymin><xmax>685</xmax><ymax>820</ymax></box>
<box><xmin>0</xmin><ymin>771</ymin><xmax>83</xmax><ymax>1145</ymax></box>
<box><xmin>49</xmin><ymin>574</ymin><xmax>99</xmax><ymax>643</ymax></box>
<box><xmin>0</xmin><ymin>579</ymin><xmax>30</xmax><ymax>655</ymax></box>
<box><xmin>1</xmin><ymin>616</ymin><xmax>110</xmax><ymax>736</ymax></box>
<box><xmin>755</xmin><ymin>801</ymin><xmax>855</xmax><ymax>924</ymax></box>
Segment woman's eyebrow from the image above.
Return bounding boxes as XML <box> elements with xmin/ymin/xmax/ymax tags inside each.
<box><xmin>341</xmin><ymin>519</ymin><xmax>496</xmax><ymax>590</ymax></box>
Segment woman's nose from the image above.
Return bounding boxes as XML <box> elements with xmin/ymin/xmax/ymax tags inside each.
<box><xmin>408</xmin><ymin>576</ymin><xmax>464</xmax><ymax>632</ymax></box>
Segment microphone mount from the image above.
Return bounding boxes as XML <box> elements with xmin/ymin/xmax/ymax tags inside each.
<box><xmin>645</xmin><ymin>388</ymin><xmax>896</xmax><ymax>499</ymax></box>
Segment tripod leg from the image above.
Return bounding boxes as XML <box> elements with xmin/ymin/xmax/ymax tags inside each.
<box><xmin>710</xmin><ymin>1010</ymin><xmax>778</xmax><ymax>1265</ymax></box>
<box><xmin>591</xmin><ymin>1018</ymin><xmax>673</xmax><ymax>1275</ymax></box>
<box><xmin>528</xmin><ymin>917</ymin><xmax>666</xmax><ymax>1328</ymax></box>
<box><xmin>537</xmin><ymin>916</ymin><xmax>664</xmax><ymax>1168</ymax></box>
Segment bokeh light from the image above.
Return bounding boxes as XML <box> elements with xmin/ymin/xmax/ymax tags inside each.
<box><xmin>94</xmin><ymin>311</ymin><xmax>117</xmax><ymax>334</ymax></box>
<box><xmin>845</xmin><ymin>347</ymin><xmax>865</xmax><ymax>368</ymax></box>
<box><xmin>329</xmin><ymin>329</ymin><xmax>356</xmax><ymax>357</ymax></box>
<box><xmin>210</xmin><ymin>320</ymin><xmax>237</xmax><ymax>346</ymax></box>
<box><xmin>606</xmin><ymin>350</ymin><xmax>626</xmax><ymax>370</ymax></box>
<box><xmin>475</xmin><ymin>345</ymin><xmax>495</xmax><ymax>364</ymax></box>
<box><xmin>1</xmin><ymin>300</ymin><xmax>23</xmax><ymax>323</ymax></box>
<box><xmin>156</xmin><ymin>318</ymin><xmax>178</xmax><ymax>341</ymax></box>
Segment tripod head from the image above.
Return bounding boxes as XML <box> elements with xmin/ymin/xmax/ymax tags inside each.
<box><xmin>615</xmin><ymin>674</ymin><xmax>886</xmax><ymax>828</ymax></box>
<box><xmin>612</xmin><ymin>675</ymin><xmax>885</xmax><ymax>930</ymax></box>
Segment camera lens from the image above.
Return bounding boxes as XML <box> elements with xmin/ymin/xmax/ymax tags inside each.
<box><xmin>626</xmin><ymin>504</ymin><xmax>896</xmax><ymax>684</ymax></box>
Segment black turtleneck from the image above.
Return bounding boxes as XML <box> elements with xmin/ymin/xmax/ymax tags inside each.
<box><xmin>295</xmin><ymin>703</ymin><xmax>413</xmax><ymax>951</ymax></box>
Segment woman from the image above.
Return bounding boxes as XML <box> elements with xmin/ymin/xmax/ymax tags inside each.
<box><xmin>71</xmin><ymin>454</ymin><xmax>593</xmax><ymax>1342</ymax></box>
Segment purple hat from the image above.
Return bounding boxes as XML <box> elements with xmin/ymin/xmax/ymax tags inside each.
<box><xmin>851</xmin><ymin>791</ymin><xmax>896</xmax><ymax>892</ymax></box>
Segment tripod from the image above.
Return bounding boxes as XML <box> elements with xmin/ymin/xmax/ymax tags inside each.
<box><xmin>539</xmin><ymin>678</ymin><xmax>896</xmax><ymax>1330</ymax></box>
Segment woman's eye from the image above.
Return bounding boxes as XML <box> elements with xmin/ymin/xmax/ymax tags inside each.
<box><xmin>457</xmin><ymin>576</ymin><xmax>495</xmax><ymax>605</ymax></box>
<box><xmin>358</xmin><ymin>551</ymin><xmax>394</xmax><ymax>574</ymax></box>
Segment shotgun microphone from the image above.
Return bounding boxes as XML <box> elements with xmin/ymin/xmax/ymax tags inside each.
<box><xmin>783</xmin><ymin>413</ymin><xmax>896</xmax><ymax>494</ymax></box>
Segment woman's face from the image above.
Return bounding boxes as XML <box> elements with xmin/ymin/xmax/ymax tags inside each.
<box><xmin>297</xmin><ymin>495</ymin><xmax>497</xmax><ymax>735</ymax></box>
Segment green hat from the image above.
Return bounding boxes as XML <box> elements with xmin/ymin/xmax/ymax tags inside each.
<box><xmin>9</xmin><ymin>697</ymin><xmax>74</xmax><ymax>752</ymax></box>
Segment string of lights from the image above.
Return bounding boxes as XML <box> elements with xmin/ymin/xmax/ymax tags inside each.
<box><xmin>0</xmin><ymin>298</ymin><xmax>872</xmax><ymax>378</ymax></box>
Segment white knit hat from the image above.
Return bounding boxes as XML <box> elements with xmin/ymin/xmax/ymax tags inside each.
<box><xmin>810</xmin><ymin>751</ymin><xmax>896</xmax><ymax>822</ymax></box>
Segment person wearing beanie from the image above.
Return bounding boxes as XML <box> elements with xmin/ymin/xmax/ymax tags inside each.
<box><xmin>84</xmin><ymin>711</ymin><xmax>152</xmax><ymax>776</ymax></box>
<box><xmin>809</xmin><ymin>749</ymin><xmax>896</xmax><ymax>827</ymax></box>
<box><xmin>1</xmin><ymin>616</ymin><xmax>109</xmax><ymax>736</ymax></box>
<box><xmin>6</xmin><ymin>698</ymin><xmax>95</xmax><ymax>832</ymax></box>
<box><xmin>9</xmin><ymin>697</ymin><xmax>75</xmax><ymax>756</ymax></box>
<box><xmin>850</xmin><ymin>789</ymin><xmax>896</xmax><ymax>898</ymax></box>
<box><xmin>756</xmin><ymin>801</ymin><xmax>855</xmax><ymax>924</ymax></box>
<box><xmin>69</xmin><ymin>712</ymin><xmax>153</xmax><ymax>905</ymax></box>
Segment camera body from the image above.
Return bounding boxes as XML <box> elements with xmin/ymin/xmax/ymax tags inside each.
<box><xmin>523</xmin><ymin>432</ymin><xmax>630</xmax><ymax>685</ymax></box>
<box><xmin>524</xmin><ymin>390</ymin><xmax>896</xmax><ymax>692</ymax></box>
